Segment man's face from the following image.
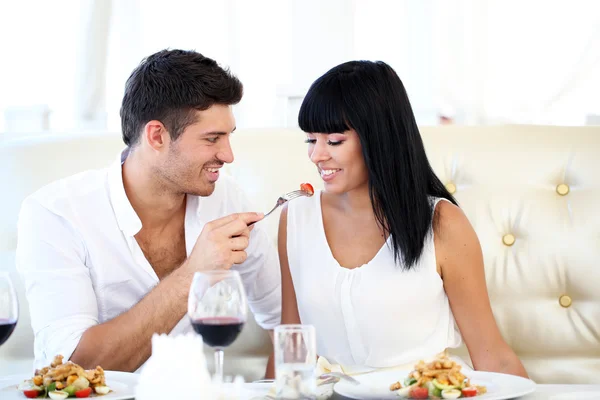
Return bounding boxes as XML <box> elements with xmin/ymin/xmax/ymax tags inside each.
<box><xmin>157</xmin><ymin>105</ymin><xmax>236</xmax><ymax>196</ymax></box>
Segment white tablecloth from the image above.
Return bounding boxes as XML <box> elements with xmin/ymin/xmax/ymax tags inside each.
<box><xmin>519</xmin><ymin>385</ymin><xmax>600</xmax><ymax>399</ymax></box>
<box><xmin>238</xmin><ymin>383</ymin><xmax>600</xmax><ymax>399</ymax></box>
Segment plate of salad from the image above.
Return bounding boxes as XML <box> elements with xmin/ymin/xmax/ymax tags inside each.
<box><xmin>0</xmin><ymin>355</ymin><xmax>137</xmax><ymax>399</ymax></box>
<box><xmin>334</xmin><ymin>353</ymin><xmax>535</xmax><ymax>399</ymax></box>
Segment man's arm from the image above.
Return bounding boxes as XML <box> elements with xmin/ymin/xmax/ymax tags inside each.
<box><xmin>70</xmin><ymin>264</ymin><xmax>192</xmax><ymax>371</ymax></box>
<box><xmin>73</xmin><ymin>212</ymin><xmax>260</xmax><ymax>371</ymax></box>
<box><xmin>17</xmin><ymin>198</ymin><xmax>102</xmax><ymax>369</ymax></box>
<box><xmin>16</xmin><ymin>198</ymin><xmax>192</xmax><ymax>371</ymax></box>
<box><xmin>17</xmin><ymin>198</ymin><xmax>261</xmax><ymax>371</ymax></box>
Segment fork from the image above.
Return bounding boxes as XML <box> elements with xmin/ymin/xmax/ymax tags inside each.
<box><xmin>248</xmin><ymin>189</ymin><xmax>312</xmax><ymax>226</ymax></box>
<box><xmin>318</xmin><ymin>372</ymin><xmax>361</xmax><ymax>386</ymax></box>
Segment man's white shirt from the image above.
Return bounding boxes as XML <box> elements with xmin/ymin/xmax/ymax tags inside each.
<box><xmin>16</xmin><ymin>150</ymin><xmax>281</xmax><ymax>369</ymax></box>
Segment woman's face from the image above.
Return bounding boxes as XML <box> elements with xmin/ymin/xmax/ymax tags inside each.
<box><xmin>305</xmin><ymin>129</ymin><xmax>369</xmax><ymax>194</ymax></box>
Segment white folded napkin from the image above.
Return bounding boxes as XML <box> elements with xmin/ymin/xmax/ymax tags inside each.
<box><xmin>136</xmin><ymin>333</ymin><xmax>217</xmax><ymax>400</ymax></box>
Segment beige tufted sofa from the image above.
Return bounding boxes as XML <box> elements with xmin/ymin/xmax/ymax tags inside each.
<box><xmin>1</xmin><ymin>125</ymin><xmax>598</xmax><ymax>384</ymax></box>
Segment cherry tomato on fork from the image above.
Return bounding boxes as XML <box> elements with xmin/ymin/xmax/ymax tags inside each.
<box><xmin>300</xmin><ymin>182</ymin><xmax>314</xmax><ymax>195</ymax></box>
<box><xmin>408</xmin><ymin>386</ymin><xmax>429</xmax><ymax>399</ymax></box>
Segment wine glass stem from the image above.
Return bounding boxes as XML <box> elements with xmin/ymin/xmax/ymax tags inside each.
<box><xmin>214</xmin><ymin>348</ymin><xmax>224</xmax><ymax>383</ymax></box>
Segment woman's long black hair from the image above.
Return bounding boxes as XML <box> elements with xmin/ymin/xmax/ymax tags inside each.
<box><xmin>298</xmin><ymin>60</ymin><xmax>457</xmax><ymax>270</ymax></box>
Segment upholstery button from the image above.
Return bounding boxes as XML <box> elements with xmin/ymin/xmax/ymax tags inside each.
<box><xmin>556</xmin><ymin>183</ymin><xmax>570</xmax><ymax>196</ymax></box>
<box><xmin>559</xmin><ymin>295</ymin><xmax>572</xmax><ymax>308</ymax></box>
<box><xmin>445</xmin><ymin>182</ymin><xmax>457</xmax><ymax>194</ymax></box>
<box><xmin>502</xmin><ymin>234</ymin><xmax>516</xmax><ymax>246</ymax></box>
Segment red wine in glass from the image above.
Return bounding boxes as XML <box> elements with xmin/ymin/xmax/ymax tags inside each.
<box><xmin>191</xmin><ymin>317</ymin><xmax>244</xmax><ymax>347</ymax></box>
<box><xmin>0</xmin><ymin>273</ymin><xmax>19</xmax><ymax>347</ymax></box>
<box><xmin>188</xmin><ymin>270</ymin><xmax>248</xmax><ymax>384</ymax></box>
<box><xmin>0</xmin><ymin>319</ymin><xmax>17</xmax><ymax>346</ymax></box>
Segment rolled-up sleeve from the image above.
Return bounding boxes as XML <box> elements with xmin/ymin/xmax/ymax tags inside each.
<box><xmin>16</xmin><ymin>197</ymin><xmax>98</xmax><ymax>369</ymax></box>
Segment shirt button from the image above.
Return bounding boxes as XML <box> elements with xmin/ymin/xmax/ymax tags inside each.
<box><xmin>445</xmin><ymin>182</ymin><xmax>457</xmax><ymax>194</ymax></box>
<box><xmin>556</xmin><ymin>183</ymin><xmax>570</xmax><ymax>196</ymax></box>
<box><xmin>502</xmin><ymin>234</ymin><xmax>516</xmax><ymax>246</ymax></box>
<box><xmin>559</xmin><ymin>295</ymin><xmax>572</xmax><ymax>308</ymax></box>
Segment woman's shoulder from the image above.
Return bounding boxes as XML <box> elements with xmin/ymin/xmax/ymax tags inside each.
<box><xmin>282</xmin><ymin>190</ymin><xmax>321</xmax><ymax>227</ymax></box>
<box><xmin>432</xmin><ymin>198</ymin><xmax>479</xmax><ymax>251</ymax></box>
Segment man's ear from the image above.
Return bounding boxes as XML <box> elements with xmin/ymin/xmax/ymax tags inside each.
<box><xmin>143</xmin><ymin>120</ymin><xmax>169</xmax><ymax>151</ymax></box>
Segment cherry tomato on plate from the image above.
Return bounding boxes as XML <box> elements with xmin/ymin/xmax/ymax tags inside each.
<box><xmin>75</xmin><ymin>387</ymin><xmax>93</xmax><ymax>398</ymax></box>
<box><xmin>408</xmin><ymin>386</ymin><xmax>429</xmax><ymax>399</ymax></box>
<box><xmin>462</xmin><ymin>386</ymin><xmax>478</xmax><ymax>397</ymax></box>
<box><xmin>22</xmin><ymin>390</ymin><xmax>41</xmax><ymax>398</ymax></box>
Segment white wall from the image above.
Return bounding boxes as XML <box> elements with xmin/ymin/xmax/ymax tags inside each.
<box><xmin>1</xmin><ymin>0</ymin><xmax>599</xmax><ymax>134</ymax></box>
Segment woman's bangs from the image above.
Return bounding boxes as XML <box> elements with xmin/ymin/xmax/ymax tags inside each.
<box><xmin>298</xmin><ymin>79</ymin><xmax>350</xmax><ymax>134</ymax></box>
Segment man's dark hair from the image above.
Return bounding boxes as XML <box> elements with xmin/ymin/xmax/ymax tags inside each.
<box><xmin>120</xmin><ymin>49</ymin><xmax>243</xmax><ymax>146</ymax></box>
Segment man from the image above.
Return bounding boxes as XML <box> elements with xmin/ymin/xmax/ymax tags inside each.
<box><xmin>16</xmin><ymin>49</ymin><xmax>280</xmax><ymax>372</ymax></box>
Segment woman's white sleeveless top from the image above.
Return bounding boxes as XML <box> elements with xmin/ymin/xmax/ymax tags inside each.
<box><xmin>286</xmin><ymin>192</ymin><xmax>462</xmax><ymax>370</ymax></box>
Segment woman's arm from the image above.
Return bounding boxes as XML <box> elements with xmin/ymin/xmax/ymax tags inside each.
<box><xmin>265</xmin><ymin>204</ymin><xmax>302</xmax><ymax>379</ymax></box>
<box><xmin>435</xmin><ymin>201</ymin><xmax>528</xmax><ymax>378</ymax></box>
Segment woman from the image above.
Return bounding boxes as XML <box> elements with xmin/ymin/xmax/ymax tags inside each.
<box><xmin>278</xmin><ymin>60</ymin><xmax>527</xmax><ymax>377</ymax></box>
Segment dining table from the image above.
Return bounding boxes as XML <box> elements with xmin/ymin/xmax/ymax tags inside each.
<box><xmin>235</xmin><ymin>382</ymin><xmax>600</xmax><ymax>399</ymax></box>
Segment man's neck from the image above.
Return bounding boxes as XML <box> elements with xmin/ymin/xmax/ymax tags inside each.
<box><xmin>122</xmin><ymin>154</ymin><xmax>186</xmax><ymax>231</ymax></box>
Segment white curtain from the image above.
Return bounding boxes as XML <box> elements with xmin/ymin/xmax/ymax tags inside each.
<box><xmin>1</xmin><ymin>0</ymin><xmax>599</xmax><ymax>133</ymax></box>
<box><xmin>74</xmin><ymin>0</ymin><xmax>112</xmax><ymax>129</ymax></box>
<box><xmin>432</xmin><ymin>0</ymin><xmax>600</xmax><ymax>125</ymax></box>
<box><xmin>0</xmin><ymin>0</ymin><xmax>82</xmax><ymax>132</ymax></box>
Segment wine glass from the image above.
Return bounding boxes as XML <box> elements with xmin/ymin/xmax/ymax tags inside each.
<box><xmin>188</xmin><ymin>270</ymin><xmax>247</xmax><ymax>383</ymax></box>
<box><xmin>0</xmin><ymin>272</ymin><xmax>19</xmax><ymax>346</ymax></box>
